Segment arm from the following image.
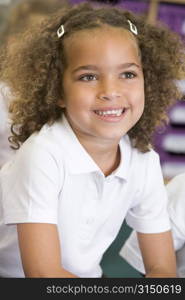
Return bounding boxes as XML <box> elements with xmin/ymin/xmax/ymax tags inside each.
<box><xmin>17</xmin><ymin>223</ymin><xmax>78</xmax><ymax>278</ymax></box>
<box><xmin>137</xmin><ymin>230</ymin><xmax>177</xmax><ymax>277</ymax></box>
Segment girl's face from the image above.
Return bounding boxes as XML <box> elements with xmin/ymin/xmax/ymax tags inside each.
<box><xmin>59</xmin><ymin>26</ymin><xmax>144</xmax><ymax>145</ymax></box>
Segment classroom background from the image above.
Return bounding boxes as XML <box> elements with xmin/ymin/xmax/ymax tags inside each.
<box><xmin>0</xmin><ymin>0</ymin><xmax>185</xmax><ymax>277</ymax></box>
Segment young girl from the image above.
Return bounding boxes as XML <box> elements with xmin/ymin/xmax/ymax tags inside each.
<box><xmin>120</xmin><ymin>173</ymin><xmax>185</xmax><ymax>278</ymax></box>
<box><xmin>0</xmin><ymin>2</ymin><xmax>184</xmax><ymax>278</ymax></box>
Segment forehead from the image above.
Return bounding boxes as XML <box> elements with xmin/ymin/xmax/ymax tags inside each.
<box><xmin>63</xmin><ymin>26</ymin><xmax>141</xmax><ymax>68</ymax></box>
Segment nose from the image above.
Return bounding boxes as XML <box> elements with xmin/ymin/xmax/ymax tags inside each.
<box><xmin>97</xmin><ymin>79</ymin><xmax>122</xmax><ymax>101</ymax></box>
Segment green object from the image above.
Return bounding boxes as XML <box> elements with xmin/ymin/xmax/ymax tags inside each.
<box><xmin>100</xmin><ymin>221</ymin><xmax>142</xmax><ymax>278</ymax></box>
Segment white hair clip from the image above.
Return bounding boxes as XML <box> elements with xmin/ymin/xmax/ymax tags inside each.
<box><xmin>127</xmin><ymin>19</ymin><xmax>138</xmax><ymax>35</ymax></box>
<box><xmin>57</xmin><ymin>25</ymin><xmax>65</xmax><ymax>38</ymax></box>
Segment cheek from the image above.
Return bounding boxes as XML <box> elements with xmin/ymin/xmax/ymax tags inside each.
<box><xmin>65</xmin><ymin>89</ymin><xmax>93</xmax><ymax>109</ymax></box>
<box><xmin>139</xmin><ymin>100</ymin><xmax>145</xmax><ymax>116</ymax></box>
<box><xmin>131</xmin><ymin>88</ymin><xmax>145</xmax><ymax>117</ymax></box>
<box><xmin>61</xmin><ymin>96</ymin><xmax>88</xmax><ymax>113</ymax></box>
<box><xmin>132</xmin><ymin>87</ymin><xmax>144</xmax><ymax>105</ymax></box>
<box><xmin>138</xmin><ymin>96</ymin><xmax>145</xmax><ymax>115</ymax></box>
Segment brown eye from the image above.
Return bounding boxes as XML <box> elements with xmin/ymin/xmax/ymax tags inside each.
<box><xmin>79</xmin><ymin>74</ymin><xmax>97</xmax><ymax>81</ymax></box>
<box><xmin>121</xmin><ymin>72</ymin><xmax>136</xmax><ymax>79</ymax></box>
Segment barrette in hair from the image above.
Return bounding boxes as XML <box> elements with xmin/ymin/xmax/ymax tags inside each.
<box><xmin>127</xmin><ymin>19</ymin><xmax>138</xmax><ymax>35</ymax></box>
<box><xmin>57</xmin><ymin>24</ymin><xmax>65</xmax><ymax>38</ymax></box>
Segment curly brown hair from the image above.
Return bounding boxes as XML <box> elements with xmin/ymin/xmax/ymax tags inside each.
<box><xmin>1</xmin><ymin>1</ymin><xmax>185</xmax><ymax>151</ymax></box>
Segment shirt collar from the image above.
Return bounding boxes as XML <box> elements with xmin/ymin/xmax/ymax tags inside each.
<box><xmin>55</xmin><ymin>115</ymin><xmax>99</xmax><ymax>174</ymax></box>
<box><xmin>55</xmin><ymin>115</ymin><xmax>131</xmax><ymax>180</ymax></box>
<box><xmin>113</xmin><ymin>135</ymin><xmax>131</xmax><ymax>181</ymax></box>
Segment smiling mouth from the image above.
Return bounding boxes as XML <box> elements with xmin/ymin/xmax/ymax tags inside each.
<box><xmin>94</xmin><ymin>108</ymin><xmax>126</xmax><ymax>117</ymax></box>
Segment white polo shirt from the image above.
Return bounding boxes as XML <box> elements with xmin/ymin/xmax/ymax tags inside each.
<box><xmin>0</xmin><ymin>115</ymin><xmax>170</xmax><ymax>277</ymax></box>
<box><xmin>119</xmin><ymin>173</ymin><xmax>185</xmax><ymax>278</ymax></box>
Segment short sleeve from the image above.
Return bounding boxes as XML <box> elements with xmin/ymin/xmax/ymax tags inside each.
<box><xmin>125</xmin><ymin>150</ymin><xmax>171</xmax><ymax>233</ymax></box>
<box><xmin>0</xmin><ymin>137</ymin><xmax>63</xmax><ymax>224</ymax></box>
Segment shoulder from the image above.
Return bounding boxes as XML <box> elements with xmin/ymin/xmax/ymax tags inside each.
<box><xmin>118</xmin><ymin>137</ymin><xmax>163</xmax><ymax>197</ymax></box>
<box><xmin>0</xmin><ymin>121</ymin><xmax>66</xmax><ymax>184</ymax></box>
<box><xmin>121</xmin><ymin>135</ymin><xmax>160</xmax><ymax>171</ymax></box>
<box><xmin>18</xmin><ymin>120</ymin><xmax>66</xmax><ymax>163</ymax></box>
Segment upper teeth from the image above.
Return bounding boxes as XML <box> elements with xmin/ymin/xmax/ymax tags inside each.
<box><xmin>95</xmin><ymin>109</ymin><xmax>123</xmax><ymax>116</ymax></box>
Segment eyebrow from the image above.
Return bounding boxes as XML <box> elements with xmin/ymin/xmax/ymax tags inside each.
<box><xmin>118</xmin><ymin>63</ymin><xmax>141</xmax><ymax>69</ymax></box>
<box><xmin>72</xmin><ymin>63</ymin><xmax>141</xmax><ymax>73</ymax></box>
<box><xmin>72</xmin><ymin>65</ymin><xmax>98</xmax><ymax>73</ymax></box>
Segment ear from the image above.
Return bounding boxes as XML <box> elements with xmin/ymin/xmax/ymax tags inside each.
<box><xmin>58</xmin><ymin>99</ymin><xmax>66</xmax><ymax>108</ymax></box>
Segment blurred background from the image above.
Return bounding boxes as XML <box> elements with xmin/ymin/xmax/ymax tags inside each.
<box><xmin>0</xmin><ymin>0</ymin><xmax>185</xmax><ymax>277</ymax></box>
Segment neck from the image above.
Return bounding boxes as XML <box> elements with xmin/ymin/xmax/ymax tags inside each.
<box><xmin>77</xmin><ymin>134</ymin><xmax>121</xmax><ymax>176</ymax></box>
